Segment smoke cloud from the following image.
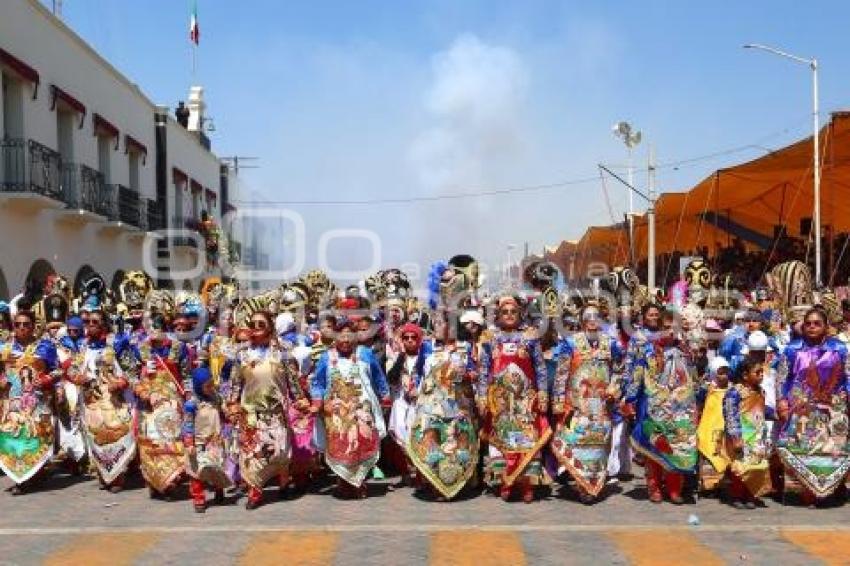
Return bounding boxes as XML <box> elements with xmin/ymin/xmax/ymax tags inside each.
<box><xmin>408</xmin><ymin>34</ymin><xmax>529</xmax><ymax>277</ymax></box>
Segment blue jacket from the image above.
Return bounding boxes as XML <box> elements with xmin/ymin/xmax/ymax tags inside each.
<box><xmin>311</xmin><ymin>345</ymin><xmax>390</xmax><ymax>400</ymax></box>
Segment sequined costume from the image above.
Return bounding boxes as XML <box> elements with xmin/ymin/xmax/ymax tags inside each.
<box><xmin>774</xmin><ymin>336</ymin><xmax>850</xmax><ymax>498</ymax></box>
<box><xmin>0</xmin><ymin>337</ymin><xmax>58</xmax><ymax>485</ymax></box>
<box><xmin>551</xmin><ymin>332</ymin><xmax>624</xmax><ymax>499</ymax></box>
<box><xmin>312</xmin><ymin>345</ymin><xmax>389</xmax><ymax>487</ymax></box>
<box><xmin>478</xmin><ymin>330</ymin><xmax>551</xmax><ymax>490</ymax></box>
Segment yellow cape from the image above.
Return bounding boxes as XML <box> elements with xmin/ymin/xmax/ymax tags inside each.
<box><xmin>697</xmin><ymin>386</ymin><xmax>729</xmax><ymax>473</ymax></box>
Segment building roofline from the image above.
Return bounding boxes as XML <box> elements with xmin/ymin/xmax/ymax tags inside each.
<box><xmin>165</xmin><ymin>114</ymin><xmax>224</xmax><ymax>163</ymax></box>
<box><xmin>27</xmin><ymin>0</ymin><xmax>158</xmax><ymax>111</ymax></box>
<box><xmin>26</xmin><ymin>0</ymin><xmax>225</xmax><ymax>161</ymax></box>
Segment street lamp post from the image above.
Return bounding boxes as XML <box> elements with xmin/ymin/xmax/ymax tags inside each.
<box><xmin>744</xmin><ymin>43</ymin><xmax>821</xmax><ymax>286</ymax></box>
<box><xmin>612</xmin><ymin>122</ymin><xmax>642</xmax><ymax>266</ymax></box>
<box><xmin>647</xmin><ymin>144</ymin><xmax>657</xmax><ymax>291</ymax></box>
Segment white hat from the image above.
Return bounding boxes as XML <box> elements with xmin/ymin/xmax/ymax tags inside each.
<box><xmin>460</xmin><ymin>310</ymin><xmax>484</xmax><ymax>326</ymax></box>
<box><xmin>747</xmin><ymin>330</ymin><xmax>769</xmax><ymax>351</ymax></box>
<box><xmin>708</xmin><ymin>356</ymin><xmax>730</xmax><ymax>379</ymax></box>
<box><xmin>275</xmin><ymin>312</ymin><xmax>296</xmax><ymax>336</ymax></box>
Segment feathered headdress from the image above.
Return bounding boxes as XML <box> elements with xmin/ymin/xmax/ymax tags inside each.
<box><xmin>428</xmin><ymin>260</ymin><xmax>448</xmax><ymax>310</ymax></box>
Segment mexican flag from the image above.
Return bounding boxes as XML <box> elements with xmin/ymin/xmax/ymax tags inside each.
<box><xmin>189</xmin><ymin>1</ymin><xmax>200</xmax><ymax>45</ymax></box>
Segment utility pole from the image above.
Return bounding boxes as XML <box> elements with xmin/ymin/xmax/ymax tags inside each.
<box><xmin>612</xmin><ymin>122</ymin><xmax>642</xmax><ymax>267</ymax></box>
<box><xmin>647</xmin><ymin>145</ymin><xmax>657</xmax><ymax>291</ymax></box>
<box><xmin>220</xmin><ymin>156</ymin><xmax>259</xmax><ymax>177</ymax></box>
<box><xmin>598</xmin><ymin>163</ymin><xmax>656</xmax><ymax>289</ymax></box>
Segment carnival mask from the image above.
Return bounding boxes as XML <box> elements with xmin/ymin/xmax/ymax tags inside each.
<box><xmin>684</xmin><ymin>259</ymin><xmax>712</xmax><ymax>292</ymax></box>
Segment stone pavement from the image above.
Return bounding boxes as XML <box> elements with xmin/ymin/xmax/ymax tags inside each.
<box><xmin>2</xmin><ymin>471</ymin><xmax>850</xmax><ymax>565</ymax></box>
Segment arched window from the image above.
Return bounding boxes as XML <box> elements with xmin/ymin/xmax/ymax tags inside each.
<box><xmin>25</xmin><ymin>259</ymin><xmax>55</xmax><ymax>294</ymax></box>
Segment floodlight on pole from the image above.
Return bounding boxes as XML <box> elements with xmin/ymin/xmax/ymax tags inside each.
<box><xmin>743</xmin><ymin>43</ymin><xmax>821</xmax><ymax>286</ymax></box>
<box><xmin>612</xmin><ymin>121</ymin><xmax>642</xmax><ymax>266</ymax></box>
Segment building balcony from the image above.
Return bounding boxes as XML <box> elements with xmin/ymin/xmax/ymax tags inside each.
<box><xmin>123</xmin><ymin>198</ymin><xmax>162</xmax><ymax>241</ymax></box>
<box><xmin>145</xmin><ymin>199</ymin><xmax>164</xmax><ymax>232</ymax></box>
<box><xmin>0</xmin><ymin>138</ymin><xmax>66</xmax><ymax>211</ymax></box>
<box><xmin>171</xmin><ymin>214</ymin><xmax>201</xmax><ymax>251</ymax></box>
<box><xmin>117</xmin><ymin>185</ymin><xmax>142</xmax><ymax>227</ymax></box>
<box><xmin>56</xmin><ymin>163</ymin><xmax>109</xmax><ymax>223</ymax></box>
<box><xmin>99</xmin><ymin>184</ymin><xmax>145</xmax><ymax>232</ymax></box>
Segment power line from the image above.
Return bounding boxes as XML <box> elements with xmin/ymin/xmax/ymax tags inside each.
<box><xmin>237</xmin><ymin>176</ymin><xmax>602</xmax><ymax>206</ymax></box>
<box><xmin>235</xmin><ymin>117</ymin><xmax>812</xmax><ymax>207</ymax></box>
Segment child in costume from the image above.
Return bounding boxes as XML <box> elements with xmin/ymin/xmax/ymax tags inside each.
<box><xmin>184</xmin><ymin>367</ymin><xmax>232</xmax><ymax>513</ymax></box>
<box><xmin>723</xmin><ymin>358</ymin><xmax>771</xmax><ymax>509</ymax></box>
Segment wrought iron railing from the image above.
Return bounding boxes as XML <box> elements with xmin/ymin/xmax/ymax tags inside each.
<box><xmin>27</xmin><ymin>139</ymin><xmax>63</xmax><ymax>199</ymax></box>
<box><xmin>90</xmin><ymin>169</ymin><xmax>112</xmax><ymax>217</ymax></box>
<box><xmin>1</xmin><ymin>138</ymin><xmax>27</xmax><ymax>192</ymax></box>
<box><xmin>0</xmin><ymin>139</ymin><xmax>62</xmax><ymax>200</ymax></box>
<box><xmin>103</xmin><ymin>183</ymin><xmax>119</xmax><ymax>221</ymax></box>
<box><xmin>137</xmin><ymin>199</ymin><xmax>149</xmax><ymax>231</ymax></box>
<box><xmin>59</xmin><ymin>162</ymin><xmax>76</xmax><ymax>207</ymax></box>
<box><xmin>60</xmin><ymin>163</ymin><xmax>104</xmax><ymax>213</ymax></box>
<box><xmin>117</xmin><ymin>185</ymin><xmax>141</xmax><ymax>227</ymax></box>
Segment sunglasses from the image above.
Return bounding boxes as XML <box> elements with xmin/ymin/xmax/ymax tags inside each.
<box><xmin>248</xmin><ymin>320</ymin><xmax>268</xmax><ymax>330</ymax></box>
<box><xmin>85</xmin><ymin>319</ymin><xmax>103</xmax><ymax>326</ymax></box>
<box><xmin>401</xmin><ymin>334</ymin><xmax>419</xmax><ymax>341</ymax></box>
<box><xmin>13</xmin><ymin>321</ymin><xmax>32</xmax><ymax>328</ymax></box>
<box><xmin>500</xmin><ymin>309</ymin><xmax>519</xmax><ymax>315</ymax></box>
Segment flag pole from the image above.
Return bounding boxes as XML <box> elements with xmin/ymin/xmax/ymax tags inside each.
<box><xmin>189</xmin><ymin>0</ymin><xmax>199</xmax><ymax>80</ymax></box>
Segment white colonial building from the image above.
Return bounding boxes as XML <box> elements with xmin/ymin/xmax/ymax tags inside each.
<box><xmin>0</xmin><ymin>0</ymin><xmax>243</xmax><ymax>299</ymax></box>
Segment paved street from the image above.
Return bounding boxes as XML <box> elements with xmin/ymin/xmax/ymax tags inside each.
<box><xmin>2</xmin><ymin>469</ymin><xmax>850</xmax><ymax>565</ymax></box>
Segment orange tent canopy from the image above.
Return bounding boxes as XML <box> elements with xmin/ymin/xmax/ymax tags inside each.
<box><xmin>664</xmin><ymin>111</ymin><xmax>850</xmax><ymax>245</ymax></box>
<box><xmin>571</xmin><ymin>111</ymin><xmax>850</xmax><ymax>267</ymax></box>
<box><xmin>574</xmin><ymin>224</ymin><xmax>629</xmax><ymax>274</ymax></box>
